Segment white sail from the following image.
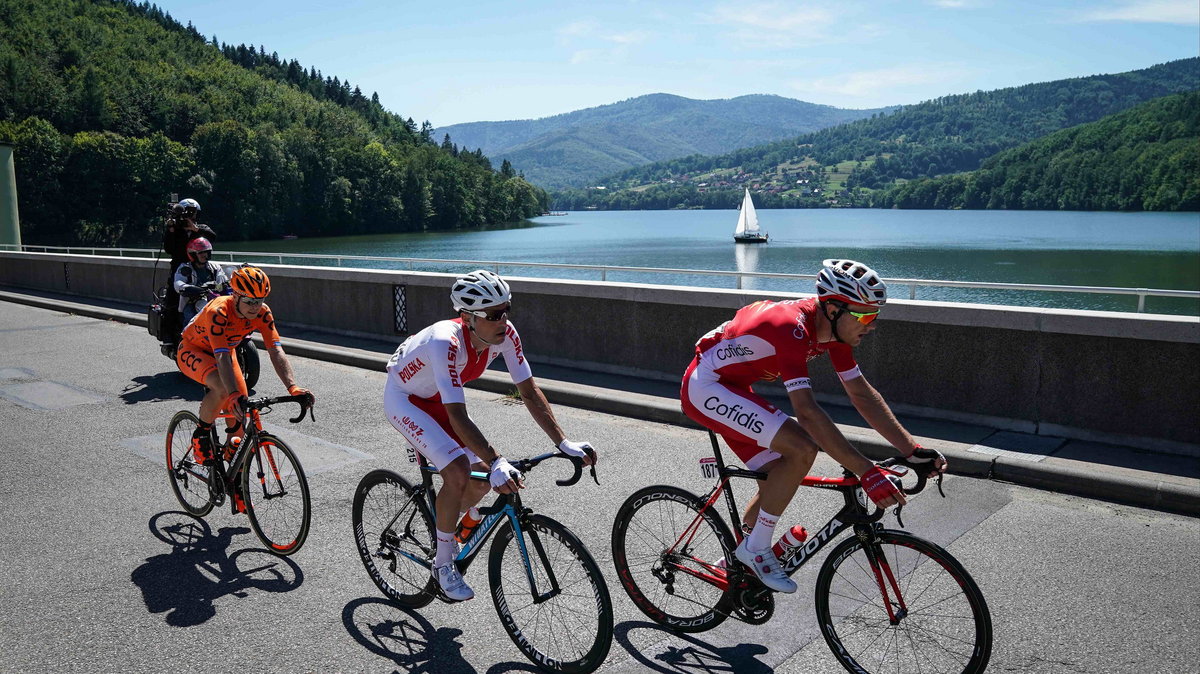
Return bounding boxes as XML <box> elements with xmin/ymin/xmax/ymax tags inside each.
<box><xmin>734</xmin><ymin>189</ymin><xmax>759</xmax><ymax>235</ymax></box>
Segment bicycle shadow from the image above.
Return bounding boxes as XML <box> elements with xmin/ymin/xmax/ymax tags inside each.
<box><xmin>119</xmin><ymin>373</ymin><xmax>198</xmax><ymax>404</ymax></box>
<box><xmin>341</xmin><ymin>597</ymin><xmax>484</xmax><ymax>673</ymax></box>
<box><xmin>131</xmin><ymin>511</ymin><xmax>304</xmax><ymax>627</ymax></box>
<box><xmin>613</xmin><ymin>620</ymin><xmax>771</xmax><ymax>673</ymax></box>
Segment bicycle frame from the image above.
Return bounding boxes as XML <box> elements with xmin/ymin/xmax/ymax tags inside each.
<box><xmin>667</xmin><ymin>431</ymin><xmax>889</xmax><ymax>593</ymax></box>
<box><xmin>383</xmin><ymin>454</ymin><xmax>571</xmax><ymax>603</ymax></box>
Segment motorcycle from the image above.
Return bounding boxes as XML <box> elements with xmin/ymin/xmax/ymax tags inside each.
<box><xmin>147</xmin><ymin>283</ymin><xmax>261</xmax><ymax>390</ymax></box>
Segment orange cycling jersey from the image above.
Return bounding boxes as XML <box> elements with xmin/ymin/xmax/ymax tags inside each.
<box><xmin>181</xmin><ymin>295</ymin><xmax>282</xmax><ymax>354</ymax></box>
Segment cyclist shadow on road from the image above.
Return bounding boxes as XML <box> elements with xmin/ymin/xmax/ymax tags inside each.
<box><xmin>120</xmin><ymin>373</ymin><xmax>199</xmax><ymax>405</ymax></box>
<box><xmin>132</xmin><ymin>512</ymin><xmax>304</xmax><ymax>627</ymax></box>
<box><xmin>342</xmin><ymin>597</ymin><xmax>488</xmax><ymax>673</ymax></box>
<box><xmin>614</xmin><ymin>620</ymin><xmax>772</xmax><ymax>674</ymax></box>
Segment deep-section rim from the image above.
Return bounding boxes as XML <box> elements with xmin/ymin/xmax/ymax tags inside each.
<box><xmin>165</xmin><ymin>409</ymin><xmax>215</xmax><ymax>517</ymax></box>
<box><xmin>610</xmin><ymin>484</ymin><xmax>736</xmax><ymax>634</ymax></box>
<box><xmin>242</xmin><ymin>434</ymin><xmax>311</xmax><ymax>556</ymax></box>
<box><xmin>351</xmin><ymin>469</ymin><xmax>437</xmax><ymax>608</ymax></box>
<box><xmin>814</xmin><ymin>529</ymin><xmax>993</xmax><ymax>674</ymax></box>
<box><xmin>489</xmin><ymin>514</ymin><xmax>614</xmax><ymax>673</ymax></box>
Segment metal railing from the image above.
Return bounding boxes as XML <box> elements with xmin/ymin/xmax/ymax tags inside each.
<box><xmin>3</xmin><ymin>243</ymin><xmax>1197</xmax><ymax>313</ymax></box>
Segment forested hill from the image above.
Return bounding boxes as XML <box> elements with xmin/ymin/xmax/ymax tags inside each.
<box><xmin>554</xmin><ymin>58</ymin><xmax>1199</xmax><ymax>211</ymax></box>
<box><xmin>0</xmin><ymin>0</ymin><xmax>546</xmax><ymax>246</ymax></box>
<box><xmin>874</xmin><ymin>92</ymin><xmax>1200</xmax><ymax>211</ymax></box>
<box><xmin>434</xmin><ymin>94</ymin><xmax>889</xmax><ymax>189</ymax></box>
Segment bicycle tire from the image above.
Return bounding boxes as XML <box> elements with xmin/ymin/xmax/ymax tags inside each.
<box><xmin>489</xmin><ymin>514</ymin><xmax>613</xmax><ymax>674</ymax></box>
<box><xmin>610</xmin><ymin>485</ymin><xmax>736</xmax><ymax>633</ymax></box>
<box><xmin>352</xmin><ymin>469</ymin><xmax>437</xmax><ymax>609</ymax></box>
<box><xmin>165</xmin><ymin>410</ymin><xmax>215</xmax><ymax>517</ymax></box>
<box><xmin>815</xmin><ymin>529</ymin><xmax>993</xmax><ymax>674</ymax></box>
<box><xmin>241</xmin><ymin>434</ymin><xmax>311</xmax><ymax>556</ymax></box>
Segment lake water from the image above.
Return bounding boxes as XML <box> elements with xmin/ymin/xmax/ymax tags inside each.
<box><xmin>225</xmin><ymin>209</ymin><xmax>1200</xmax><ymax>315</ymax></box>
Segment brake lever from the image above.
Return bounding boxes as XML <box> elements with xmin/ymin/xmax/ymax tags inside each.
<box><xmin>936</xmin><ymin>472</ymin><xmax>946</xmax><ymax>498</ymax></box>
<box><xmin>586</xmin><ymin>447</ymin><xmax>599</xmax><ymax>485</ymax></box>
<box><xmin>894</xmin><ymin>504</ymin><xmax>905</xmax><ymax>529</ymax></box>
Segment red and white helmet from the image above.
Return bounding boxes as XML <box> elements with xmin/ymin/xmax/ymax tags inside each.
<box><xmin>451</xmin><ymin>270</ymin><xmax>511</xmax><ymax>312</ymax></box>
<box><xmin>816</xmin><ymin>259</ymin><xmax>887</xmax><ymax>307</ymax></box>
<box><xmin>186</xmin><ymin>237</ymin><xmax>212</xmax><ymax>262</ymax></box>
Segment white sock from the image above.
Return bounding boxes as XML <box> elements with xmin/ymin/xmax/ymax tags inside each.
<box><xmin>434</xmin><ymin>529</ymin><xmax>456</xmax><ymax>567</ymax></box>
<box><xmin>746</xmin><ymin>510</ymin><xmax>780</xmax><ymax>551</ymax></box>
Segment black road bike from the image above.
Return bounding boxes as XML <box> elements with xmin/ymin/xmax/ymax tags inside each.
<box><xmin>611</xmin><ymin>431</ymin><xmax>992</xmax><ymax>674</ymax></box>
<box><xmin>352</xmin><ymin>451</ymin><xmax>614</xmax><ymax>674</ymax></box>
<box><xmin>166</xmin><ymin>394</ymin><xmax>314</xmax><ymax>556</ymax></box>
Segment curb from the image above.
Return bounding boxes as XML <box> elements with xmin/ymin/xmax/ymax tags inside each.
<box><xmin>3</xmin><ymin>289</ymin><xmax>1196</xmax><ymax>517</ymax></box>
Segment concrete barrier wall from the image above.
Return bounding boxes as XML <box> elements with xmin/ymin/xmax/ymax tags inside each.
<box><xmin>2</xmin><ymin>251</ymin><xmax>1197</xmax><ymax>448</ymax></box>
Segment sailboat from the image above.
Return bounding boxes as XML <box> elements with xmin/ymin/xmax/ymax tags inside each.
<box><xmin>733</xmin><ymin>189</ymin><xmax>768</xmax><ymax>243</ymax></box>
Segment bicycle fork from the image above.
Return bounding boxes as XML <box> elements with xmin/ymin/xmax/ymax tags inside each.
<box><xmin>510</xmin><ymin>512</ymin><xmax>563</xmax><ymax>604</ymax></box>
<box><xmin>860</xmin><ymin>533</ymin><xmax>908</xmax><ymax>625</ymax></box>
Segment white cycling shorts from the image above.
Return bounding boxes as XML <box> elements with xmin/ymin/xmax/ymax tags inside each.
<box><xmin>681</xmin><ymin>361</ymin><xmax>789</xmax><ymax>471</ymax></box>
<box><xmin>384</xmin><ymin>383</ymin><xmax>482</xmax><ymax>471</ymax></box>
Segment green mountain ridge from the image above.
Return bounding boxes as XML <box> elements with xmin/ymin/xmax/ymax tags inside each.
<box><xmin>0</xmin><ymin>0</ymin><xmax>545</xmax><ymax>246</ymax></box>
<box><xmin>874</xmin><ymin>91</ymin><xmax>1200</xmax><ymax>211</ymax></box>
<box><xmin>555</xmin><ymin>58</ymin><xmax>1199</xmax><ymax>212</ymax></box>
<box><xmin>435</xmin><ymin>93</ymin><xmax>891</xmax><ymax>188</ymax></box>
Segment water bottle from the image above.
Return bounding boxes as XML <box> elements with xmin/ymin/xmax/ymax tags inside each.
<box><xmin>771</xmin><ymin>525</ymin><xmax>808</xmax><ymax>560</ymax></box>
<box><xmin>455</xmin><ymin>507</ymin><xmax>482</xmax><ymax>544</ymax></box>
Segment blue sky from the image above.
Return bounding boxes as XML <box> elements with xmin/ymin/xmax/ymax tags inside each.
<box><xmin>157</xmin><ymin>0</ymin><xmax>1199</xmax><ymax>126</ymax></box>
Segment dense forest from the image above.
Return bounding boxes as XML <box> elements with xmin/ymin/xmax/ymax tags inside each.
<box><xmin>0</xmin><ymin>0</ymin><xmax>546</xmax><ymax>246</ymax></box>
<box><xmin>873</xmin><ymin>92</ymin><xmax>1200</xmax><ymax>211</ymax></box>
<box><xmin>555</xmin><ymin>58</ymin><xmax>1199</xmax><ymax>212</ymax></box>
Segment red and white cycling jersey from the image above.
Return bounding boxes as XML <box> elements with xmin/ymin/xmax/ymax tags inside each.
<box><xmin>695</xmin><ymin>298</ymin><xmax>862</xmax><ymax>391</ymax></box>
<box><xmin>386</xmin><ymin>318</ymin><xmax>533</xmax><ymax>404</ymax></box>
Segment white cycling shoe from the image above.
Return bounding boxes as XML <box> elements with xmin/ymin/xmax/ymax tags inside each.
<box><xmin>734</xmin><ymin>540</ymin><xmax>797</xmax><ymax>594</ymax></box>
<box><xmin>432</xmin><ymin>562</ymin><xmax>475</xmax><ymax>602</ymax></box>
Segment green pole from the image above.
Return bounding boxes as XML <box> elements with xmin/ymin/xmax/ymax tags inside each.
<box><xmin>0</xmin><ymin>141</ymin><xmax>20</xmax><ymax>250</ymax></box>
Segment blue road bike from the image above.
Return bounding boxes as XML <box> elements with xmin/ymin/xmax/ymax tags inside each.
<box><xmin>351</xmin><ymin>450</ymin><xmax>613</xmax><ymax>674</ymax></box>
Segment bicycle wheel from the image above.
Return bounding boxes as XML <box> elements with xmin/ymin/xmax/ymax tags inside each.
<box><xmin>352</xmin><ymin>469</ymin><xmax>437</xmax><ymax>609</ymax></box>
<box><xmin>611</xmin><ymin>485</ymin><xmax>736</xmax><ymax>633</ymax></box>
<box><xmin>489</xmin><ymin>514</ymin><xmax>613</xmax><ymax>674</ymax></box>
<box><xmin>815</xmin><ymin>529</ymin><xmax>992</xmax><ymax>674</ymax></box>
<box><xmin>241</xmin><ymin>434</ymin><xmax>311</xmax><ymax>556</ymax></box>
<box><xmin>165</xmin><ymin>410</ymin><xmax>215</xmax><ymax>517</ymax></box>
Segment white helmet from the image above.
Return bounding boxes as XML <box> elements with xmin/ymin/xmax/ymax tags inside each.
<box><xmin>816</xmin><ymin>259</ymin><xmax>887</xmax><ymax>307</ymax></box>
<box><xmin>451</xmin><ymin>270</ymin><xmax>511</xmax><ymax>312</ymax></box>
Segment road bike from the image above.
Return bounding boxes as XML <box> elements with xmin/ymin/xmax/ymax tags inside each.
<box><xmin>611</xmin><ymin>431</ymin><xmax>992</xmax><ymax>674</ymax></box>
<box><xmin>352</xmin><ymin>450</ymin><xmax>613</xmax><ymax>674</ymax></box>
<box><xmin>166</xmin><ymin>394</ymin><xmax>314</xmax><ymax>556</ymax></box>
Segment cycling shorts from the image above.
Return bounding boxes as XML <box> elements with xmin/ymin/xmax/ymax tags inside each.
<box><xmin>384</xmin><ymin>383</ymin><xmax>482</xmax><ymax>471</ymax></box>
<box><xmin>681</xmin><ymin>358</ymin><xmax>788</xmax><ymax>471</ymax></box>
<box><xmin>176</xmin><ymin>341</ymin><xmax>248</xmax><ymax>396</ymax></box>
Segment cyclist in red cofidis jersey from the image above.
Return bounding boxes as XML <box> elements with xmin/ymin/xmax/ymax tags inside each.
<box><xmin>681</xmin><ymin>259</ymin><xmax>947</xmax><ymax>594</ymax></box>
<box><xmin>384</xmin><ymin>270</ymin><xmax>598</xmax><ymax>602</ymax></box>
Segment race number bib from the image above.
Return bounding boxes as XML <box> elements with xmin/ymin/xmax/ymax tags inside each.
<box><xmin>699</xmin><ymin>456</ymin><xmax>717</xmax><ymax>479</ymax></box>
<box><xmin>406</xmin><ymin>444</ymin><xmax>418</xmax><ymax>464</ymax></box>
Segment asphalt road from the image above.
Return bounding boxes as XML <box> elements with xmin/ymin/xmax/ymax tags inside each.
<box><xmin>1</xmin><ymin>301</ymin><xmax>1197</xmax><ymax>673</ymax></box>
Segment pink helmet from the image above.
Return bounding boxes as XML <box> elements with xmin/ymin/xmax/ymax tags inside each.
<box><xmin>186</xmin><ymin>237</ymin><xmax>213</xmax><ymax>262</ymax></box>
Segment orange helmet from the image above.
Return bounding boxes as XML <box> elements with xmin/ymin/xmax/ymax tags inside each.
<box><xmin>229</xmin><ymin>266</ymin><xmax>271</xmax><ymax>299</ymax></box>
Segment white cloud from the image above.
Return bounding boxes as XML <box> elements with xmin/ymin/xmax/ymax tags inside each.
<box><xmin>704</xmin><ymin>2</ymin><xmax>849</xmax><ymax>47</ymax></box>
<box><xmin>1075</xmin><ymin>0</ymin><xmax>1199</xmax><ymax>24</ymax></box>
<box><xmin>927</xmin><ymin>0</ymin><xmax>984</xmax><ymax>8</ymax></box>
<box><xmin>791</xmin><ymin>64</ymin><xmax>971</xmax><ymax>102</ymax></box>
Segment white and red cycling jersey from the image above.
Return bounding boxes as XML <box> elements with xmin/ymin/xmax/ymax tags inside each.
<box><xmin>384</xmin><ymin>318</ymin><xmax>532</xmax><ymax>470</ymax></box>
<box><xmin>694</xmin><ymin>297</ymin><xmax>861</xmax><ymax>391</ymax></box>
<box><xmin>682</xmin><ymin>298</ymin><xmax>862</xmax><ymax>469</ymax></box>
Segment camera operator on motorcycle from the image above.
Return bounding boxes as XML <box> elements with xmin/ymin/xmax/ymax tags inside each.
<box><xmin>176</xmin><ymin>266</ymin><xmax>314</xmax><ymax>467</ymax></box>
<box><xmin>160</xmin><ymin>198</ymin><xmax>216</xmax><ymax>346</ymax></box>
<box><xmin>173</xmin><ymin>237</ymin><xmax>228</xmax><ymax>327</ymax></box>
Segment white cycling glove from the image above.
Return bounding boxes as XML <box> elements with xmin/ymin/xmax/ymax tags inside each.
<box><xmin>905</xmin><ymin>444</ymin><xmax>948</xmax><ymax>473</ymax></box>
<box><xmin>489</xmin><ymin>456</ymin><xmax>522</xmax><ymax>489</ymax></box>
<box><xmin>557</xmin><ymin>439</ymin><xmax>594</xmax><ymax>458</ymax></box>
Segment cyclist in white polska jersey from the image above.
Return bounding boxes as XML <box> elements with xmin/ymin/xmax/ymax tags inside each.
<box><xmin>384</xmin><ymin>270</ymin><xmax>598</xmax><ymax>602</ymax></box>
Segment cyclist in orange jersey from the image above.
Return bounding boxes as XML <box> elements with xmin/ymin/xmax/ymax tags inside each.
<box><xmin>176</xmin><ymin>266</ymin><xmax>314</xmax><ymax>465</ymax></box>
